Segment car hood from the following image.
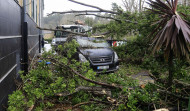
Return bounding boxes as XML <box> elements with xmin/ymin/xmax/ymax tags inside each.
<box><xmin>79</xmin><ymin>48</ymin><xmax>114</xmax><ymax>57</ymax></box>
<box><xmin>55</xmin><ymin>38</ymin><xmax>67</xmax><ymax>42</ymax></box>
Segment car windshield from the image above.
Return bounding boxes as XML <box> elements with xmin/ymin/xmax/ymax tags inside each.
<box><xmin>55</xmin><ymin>26</ymin><xmax>85</xmax><ymax>37</ymax></box>
<box><xmin>77</xmin><ymin>38</ymin><xmax>109</xmax><ymax>48</ymax></box>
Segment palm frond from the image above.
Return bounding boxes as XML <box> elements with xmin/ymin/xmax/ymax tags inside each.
<box><xmin>147</xmin><ymin>0</ymin><xmax>190</xmax><ymax>59</ymax></box>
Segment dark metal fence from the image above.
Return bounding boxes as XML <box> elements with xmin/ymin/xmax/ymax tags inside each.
<box><xmin>0</xmin><ymin>0</ymin><xmax>41</xmax><ymax>110</ymax></box>
<box><xmin>26</xmin><ymin>14</ymin><xmax>40</xmax><ymax>60</ymax></box>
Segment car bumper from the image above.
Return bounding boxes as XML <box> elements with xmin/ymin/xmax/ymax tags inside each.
<box><xmin>96</xmin><ymin>66</ymin><xmax>119</xmax><ymax>74</ymax></box>
<box><xmin>91</xmin><ymin>62</ymin><xmax>119</xmax><ymax>74</ymax></box>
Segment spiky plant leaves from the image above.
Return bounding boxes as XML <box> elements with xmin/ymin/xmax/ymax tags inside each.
<box><xmin>147</xmin><ymin>0</ymin><xmax>190</xmax><ymax>60</ymax></box>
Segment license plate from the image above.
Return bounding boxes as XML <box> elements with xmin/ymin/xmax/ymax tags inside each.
<box><xmin>97</xmin><ymin>66</ymin><xmax>109</xmax><ymax>70</ymax></box>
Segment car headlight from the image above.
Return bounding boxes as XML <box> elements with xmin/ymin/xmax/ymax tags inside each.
<box><xmin>114</xmin><ymin>52</ymin><xmax>118</xmax><ymax>62</ymax></box>
<box><xmin>79</xmin><ymin>54</ymin><xmax>88</xmax><ymax>62</ymax></box>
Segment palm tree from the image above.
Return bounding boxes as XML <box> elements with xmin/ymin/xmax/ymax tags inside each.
<box><xmin>147</xmin><ymin>0</ymin><xmax>190</xmax><ymax>88</ymax></box>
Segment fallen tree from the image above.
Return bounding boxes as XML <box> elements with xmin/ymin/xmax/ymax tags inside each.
<box><xmin>7</xmin><ymin>39</ymin><xmax>161</xmax><ymax>111</ymax></box>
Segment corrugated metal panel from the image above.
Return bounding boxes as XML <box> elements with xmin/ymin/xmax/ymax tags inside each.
<box><xmin>26</xmin><ymin>14</ymin><xmax>40</xmax><ymax>59</ymax></box>
<box><xmin>0</xmin><ymin>0</ymin><xmax>40</xmax><ymax>110</ymax></box>
<box><xmin>0</xmin><ymin>0</ymin><xmax>22</xmax><ymax>110</ymax></box>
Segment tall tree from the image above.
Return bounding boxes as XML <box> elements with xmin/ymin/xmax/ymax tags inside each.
<box><xmin>122</xmin><ymin>0</ymin><xmax>145</xmax><ymax>12</ymax></box>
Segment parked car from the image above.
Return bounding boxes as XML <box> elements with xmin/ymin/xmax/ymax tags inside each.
<box><xmin>52</xmin><ymin>25</ymin><xmax>86</xmax><ymax>46</ymax></box>
<box><xmin>51</xmin><ymin>38</ymin><xmax>67</xmax><ymax>47</ymax></box>
<box><xmin>44</xmin><ymin>40</ymin><xmax>48</xmax><ymax>44</ymax></box>
<box><xmin>68</xmin><ymin>36</ymin><xmax>119</xmax><ymax>73</ymax></box>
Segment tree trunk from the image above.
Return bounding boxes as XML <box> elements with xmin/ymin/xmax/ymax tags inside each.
<box><xmin>139</xmin><ymin>0</ymin><xmax>142</xmax><ymax>12</ymax></box>
<box><xmin>168</xmin><ymin>51</ymin><xmax>174</xmax><ymax>89</ymax></box>
<box><xmin>184</xmin><ymin>0</ymin><xmax>187</xmax><ymax>6</ymax></box>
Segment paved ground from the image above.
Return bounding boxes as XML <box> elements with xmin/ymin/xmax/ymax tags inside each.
<box><xmin>44</xmin><ymin>43</ymin><xmax>52</xmax><ymax>52</ymax></box>
<box><xmin>130</xmin><ymin>71</ymin><xmax>154</xmax><ymax>85</ymax></box>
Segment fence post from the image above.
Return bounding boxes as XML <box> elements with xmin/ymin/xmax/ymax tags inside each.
<box><xmin>21</xmin><ymin>0</ymin><xmax>28</xmax><ymax>75</ymax></box>
<box><xmin>39</xmin><ymin>33</ymin><xmax>41</xmax><ymax>53</ymax></box>
<box><xmin>21</xmin><ymin>22</ymin><xmax>29</xmax><ymax>75</ymax></box>
<box><xmin>188</xmin><ymin>97</ymin><xmax>190</xmax><ymax>111</ymax></box>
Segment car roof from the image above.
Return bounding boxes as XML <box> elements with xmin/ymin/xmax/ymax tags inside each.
<box><xmin>57</xmin><ymin>25</ymin><xmax>84</xmax><ymax>28</ymax></box>
<box><xmin>74</xmin><ymin>36</ymin><xmax>97</xmax><ymax>41</ymax></box>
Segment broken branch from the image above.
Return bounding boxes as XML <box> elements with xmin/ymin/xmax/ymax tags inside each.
<box><xmin>68</xmin><ymin>0</ymin><xmax>120</xmax><ymax>14</ymax></box>
<box><xmin>157</xmin><ymin>89</ymin><xmax>189</xmax><ymax>100</ymax></box>
<box><xmin>75</xmin><ymin>13</ymin><xmax>121</xmax><ymax>22</ymax></box>
<box><xmin>72</xmin><ymin>101</ymin><xmax>94</xmax><ymax>108</ymax></box>
<box><xmin>53</xmin><ymin>58</ymin><xmax>122</xmax><ymax>89</ymax></box>
<box><xmin>75</xmin><ymin>13</ymin><xmax>138</xmax><ymax>24</ymax></box>
<box><xmin>72</xmin><ymin>99</ymin><xmax>113</xmax><ymax>109</ymax></box>
<box><xmin>68</xmin><ymin>0</ymin><xmax>103</xmax><ymax>10</ymax></box>
<box><xmin>56</xmin><ymin>86</ymin><xmax>112</xmax><ymax>97</ymax></box>
<box><xmin>69</xmin><ymin>67</ymin><xmax>122</xmax><ymax>90</ymax></box>
<box><xmin>48</xmin><ymin>0</ymin><xmax>121</xmax><ymax>16</ymax></box>
<box><xmin>173</xmin><ymin>79</ymin><xmax>190</xmax><ymax>87</ymax></box>
<box><xmin>37</xmin><ymin>27</ymin><xmax>87</xmax><ymax>36</ymax></box>
<box><xmin>49</xmin><ymin>10</ymin><xmax>106</xmax><ymax>15</ymax></box>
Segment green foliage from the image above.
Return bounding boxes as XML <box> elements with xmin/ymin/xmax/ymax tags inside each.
<box><xmin>110</xmin><ymin>5</ymin><xmax>190</xmax><ymax>109</ymax></box>
<box><xmin>8</xmin><ymin>91</ymin><xmax>26</xmax><ymax>111</ymax></box>
<box><xmin>177</xmin><ymin>5</ymin><xmax>190</xmax><ymax>22</ymax></box>
<box><xmin>173</xmin><ymin>59</ymin><xmax>190</xmax><ymax>82</ymax></box>
<box><xmin>113</xmin><ymin>35</ymin><xmax>151</xmax><ymax>65</ymax></box>
<box><xmin>84</xmin><ymin>17</ymin><xmax>94</xmax><ymax>27</ymax></box>
<box><xmin>8</xmin><ymin>39</ymin><xmax>159</xmax><ymax>110</ymax></box>
<box><xmin>142</xmin><ymin>54</ymin><xmax>167</xmax><ymax>75</ymax></box>
<box><xmin>9</xmin><ymin>4</ymin><xmax>190</xmax><ymax>111</ymax></box>
<box><xmin>98</xmin><ymin>67</ymin><xmax>159</xmax><ymax>111</ymax></box>
<box><xmin>93</xmin><ymin>12</ymin><xmax>140</xmax><ymax>39</ymax></box>
<box><xmin>59</xmin><ymin>41</ymin><xmax>79</xmax><ymax>59</ymax></box>
<box><xmin>112</xmin><ymin>44</ymin><xmax>128</xmax><ymax>61</ymax></box>
<box><xmin>8</xmin><ymin>41</ymin><xmax>91</xmax><ymax>110</ymax></box>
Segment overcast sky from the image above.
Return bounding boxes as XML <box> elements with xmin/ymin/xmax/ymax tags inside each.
<box><xmin>44</xmin><ymin>0</ymin><xmax>124</xmax><ymax>16</ymax></box>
